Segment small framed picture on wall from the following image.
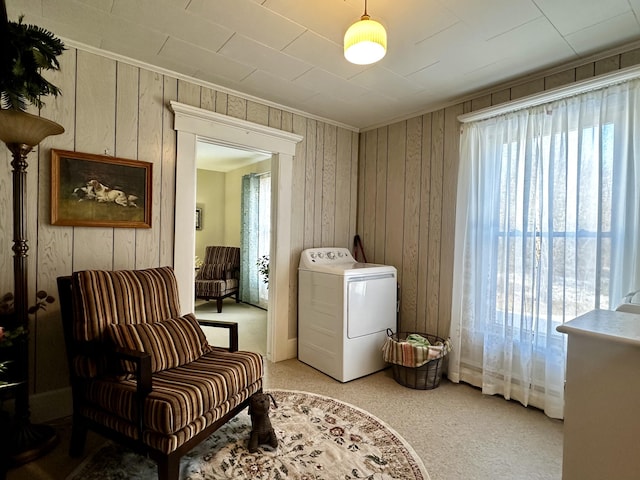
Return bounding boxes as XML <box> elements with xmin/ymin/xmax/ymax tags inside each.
<box><xmin>195</xmin><ymin>206</ymin><xmax>203</xmax><ymax>230</ymax></box>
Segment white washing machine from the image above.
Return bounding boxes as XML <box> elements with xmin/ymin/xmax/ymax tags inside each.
<box><xmin>298</xmin><ymin>247</ymin><xmax>397</xmax><ymax>382</ymax></box>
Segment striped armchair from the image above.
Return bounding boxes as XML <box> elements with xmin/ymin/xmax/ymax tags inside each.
<box><xmin>195</xmin><ymin>246</ymin><xmax>240</xmax><ymax>312</ymax></box>
<box><xmin>57</xmin><ymin>266</ymin><xmax>263</xmax><ymax>480</ymax></box>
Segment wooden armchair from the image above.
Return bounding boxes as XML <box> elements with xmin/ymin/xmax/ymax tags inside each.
<box><xmin>195</xmin><ymin>246</ymin><xmax>240</xmax><ymax>312</ymax></box>
<box><xmin>57</xmin><ymin>266</ymin><xmax>263</xmax><ymax>480</ymax></box>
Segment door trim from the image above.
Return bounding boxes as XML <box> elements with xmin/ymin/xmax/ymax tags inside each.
<box><xmin>171</xmin><ymin>101</ymin><xmax>303</xmax><ymax>362</ymax></box>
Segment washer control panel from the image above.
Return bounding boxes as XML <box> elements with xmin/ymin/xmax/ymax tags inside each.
<box><xmin>299</xmin><ymin>247</ymin><xmax>355</xmax><ymax>267</ymax></box>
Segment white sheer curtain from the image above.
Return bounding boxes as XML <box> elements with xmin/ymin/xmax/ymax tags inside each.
<box><xmin>240</xmin><ymin>172</ymin><xmax>271</xmax><ymax>308</ymax></box>
<box><xmin>450</xmin><ymin>79</ymin><xmax>640</xmax><ymax>419</ymax></box>
<box><xmin>258</xmin><ymin>173</ymin><xmax>271</xmax><ymax>308</ymax></box>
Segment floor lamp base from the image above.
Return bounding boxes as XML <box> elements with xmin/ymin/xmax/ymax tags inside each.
<box><xmin>9</xmin><ymin>421</ymin><xmax>59</xmax><ymax>466</ymax></box>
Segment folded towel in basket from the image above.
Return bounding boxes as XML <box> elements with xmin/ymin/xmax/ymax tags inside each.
<box><xmin>382</xmin><ymin>335</ymin><xmax>451</xmax><ymax>368</ymax></box>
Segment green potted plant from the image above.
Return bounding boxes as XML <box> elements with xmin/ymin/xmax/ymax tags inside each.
<box><xmin>0</xmin><ymin>11</ymin><xmax>65</xmax><ymax>111</ymax></box>
<box><xmin>257</xmin><ymin>255</ymin><xmax>270</xmax><ymax>288</ymax></box>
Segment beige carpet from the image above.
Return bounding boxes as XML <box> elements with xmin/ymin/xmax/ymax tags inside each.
<box><xmin>195</xmin><ymin>299</ymin><xmax>267</xmax><ymax>356</ymax></box>
<box><xmin>65</xmin><ymin>389</ymin><xmax>430</xmax><ymax>479</ymax></box>
<box><xmin>7</xmin><ymin>356</ymin><xmax>563</xmax><ymax>480</ymax></box>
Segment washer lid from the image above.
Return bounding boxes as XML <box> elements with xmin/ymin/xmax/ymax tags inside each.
<box><xmin>299</xmin><ymin>247</ymin><xmax>396</xmax><ymax>275</ymax></box>
<box><xmin>301</xmin><ymin>261</ymin><xmax>397</xmax><ymax>276</ymax></box>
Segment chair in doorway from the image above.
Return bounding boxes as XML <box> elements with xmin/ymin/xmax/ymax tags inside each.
<box><xmin>195</xmin><ymin>246</ymin><xmax>240</xmax><ymax>313</ymax></box>
<box><xmin>57</xmin><ymin>266</ymin><xmax>263</xmax><ymax>480</ymax></box>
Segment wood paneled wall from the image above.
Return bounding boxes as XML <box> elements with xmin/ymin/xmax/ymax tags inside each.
<box><xmin>357</xmin><ymin>46</ymin><xmax>640</xmax><ymax>340</ymax></box>
<box><xmin>0</xmin><ymin>46</ymin><xmax>359</xmax><ymax>403</ymax></box>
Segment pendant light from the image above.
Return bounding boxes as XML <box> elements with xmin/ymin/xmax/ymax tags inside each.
<box><xmin>344</xmin><ymin>0</ymin><xmax>387</xmax><ymax>65</ymax></box>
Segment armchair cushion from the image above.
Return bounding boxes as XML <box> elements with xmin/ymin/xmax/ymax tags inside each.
<box><xmin>198</xmin><ymin>263</ymin><xmax>232</xmax><ymax>280</ymax></box>
<box><xmin>81</xmin><ymin>348</ymin><xmax>263</xmax><ymax>439</ymax></box>
<box><xmin>106</xmin><ymin>313</ymin><xmax>211</xmax><ymax>373</ymax></box>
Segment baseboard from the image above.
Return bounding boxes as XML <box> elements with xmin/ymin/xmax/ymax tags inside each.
<box><xmin>286</xmin><ymin>337</ymin><xmax>298</xmax><ymax>360</ymax></box>
<box><xmin>30</xmin><ymin>387</ymin><xmax>72</xmax><ymax>423</ymax></box>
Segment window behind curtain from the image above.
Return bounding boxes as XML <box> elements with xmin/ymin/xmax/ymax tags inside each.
<box><xmin>450</xmin><ymin>79</ymin><xmax>640</xmax><ymax>419</ymax></box>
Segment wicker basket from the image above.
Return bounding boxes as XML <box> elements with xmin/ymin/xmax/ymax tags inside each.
<box><xmin>387</xmin><ymin>332</ymin><xmax>448</xmax><ymax>390</ymax></box>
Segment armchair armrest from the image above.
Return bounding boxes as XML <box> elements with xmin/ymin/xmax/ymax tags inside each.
<box><xmin>197</xmin><ymin>319</ymin><xmax>239</xmax><ymax>352</ymax></box>
<box><xmin>112</xmin><ymin>347</ymin><xmax>152</xmax><ymax>395</ymax></box>
<box><xmin>110</xmin><ymin>346</ymin><xmax>152</xmax><ymax>438</ymax></box>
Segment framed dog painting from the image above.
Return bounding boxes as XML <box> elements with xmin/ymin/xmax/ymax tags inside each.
<box><xmin>51</xmin><ymin>150</ymin><xmax>152</xmax><ymax>228</ymax></box>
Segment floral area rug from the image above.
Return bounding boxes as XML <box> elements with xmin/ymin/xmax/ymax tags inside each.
<box><xmin>66</xmin><ymin>389</ymin><xmax>430</xmax><ymax>479</ymax></box>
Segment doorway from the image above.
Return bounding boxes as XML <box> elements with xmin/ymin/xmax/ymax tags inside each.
<box><xmin>194</xmin><ymin>141</ymin><xmax>271</xmax><ymax>354</ymax></box>
<box><xmin>171</xmin><ymin>101</ymin><xmax>303</xmax><ymax>362</ymax></box>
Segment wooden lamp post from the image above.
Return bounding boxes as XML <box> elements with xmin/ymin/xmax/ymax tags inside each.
<box><xmin>0</xmin><ymin>0</ymin><xmax>65</xmax><ymax>465</ymax></box>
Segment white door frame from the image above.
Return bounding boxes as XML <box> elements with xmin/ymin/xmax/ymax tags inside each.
<box><xmin>171</xmin><ymin>101</ymin><xmax>302</xmax><ymax>362</ymax></box>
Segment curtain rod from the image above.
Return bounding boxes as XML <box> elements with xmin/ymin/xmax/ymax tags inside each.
<box><xmin>458</xmin><ymin>64</ymin><xmax>640</xmax><ymax>124</ymax></box>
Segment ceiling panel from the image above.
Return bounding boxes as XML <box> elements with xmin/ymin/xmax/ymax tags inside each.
<box><xmin>282</xmin><ymin>30</ymin><xmax>362</xmax><ymax>80</ymax></box>
<box><xmin>237</xmin><ymin>70</ymin><xmax>317</xmax><ymax>106</ymax></box>
<box><xmin>564</xmin><ymin>12</ymin><xmax>640</xmax><ymax>55</ymax></box>
<box><xmin>219</xmin><ymin>34</ymin><xmax>313</xmax><ymax>81</ymax></box>
<box><xmin>535</xmin><ymin>0</ymin><xmax>632</xmax><ymax>35</ymax></box>
<box><xmin>186</xmin><ymin>0</ymin><xmax>306</xmax><ymax>51</ymax></box>
<box><xmin>7</xmin><ymin>0</ymin><xmax>640</xmax><ymax>130</ymax></box>
<box><xmin>159</xmin><ymin>37</ymin><xmax>255</xmax><ymax>83</ymax></box>
<box><xmin>110</xmin><ymin>0</ymin><xmax>234</xmax><ymax>51</ymax></box>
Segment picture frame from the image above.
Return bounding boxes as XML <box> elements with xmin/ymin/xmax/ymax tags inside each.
<box><xmin>195</xmin><ymin>206</ymin><xmax>203</xmax><ymax>230</ymax></box>
<box><xmin>51</xmin><ymin>149</ymin><xmax>152</xmax><ymax>228</ymax></box>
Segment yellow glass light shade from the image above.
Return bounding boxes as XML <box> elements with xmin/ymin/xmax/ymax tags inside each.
<box><xmin>0</xmin><ymin>109</ymin><xmax>64</xmax><ymax>147</ymax></box>
<box><xmin>344</xmin><ymin>14</ymin><xmax>387</xmax><ymax>65</ymax></box>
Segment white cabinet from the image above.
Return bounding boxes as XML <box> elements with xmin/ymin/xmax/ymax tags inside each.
<box><xmin>557</xmin><ymin>309</ymin><xmax>640</xmax><ymax>480</ymax></box>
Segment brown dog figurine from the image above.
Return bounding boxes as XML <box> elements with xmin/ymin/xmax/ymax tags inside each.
<box><xmin>248</xmin><ymin>392</ymin><xmax>278</xmax><ymax>453</ymax></box>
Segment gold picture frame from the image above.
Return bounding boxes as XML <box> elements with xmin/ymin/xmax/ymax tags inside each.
<box><xmin>51</xmin><ymin>149</ymin><xmax>152</xmax><ymax>228</ymax></box>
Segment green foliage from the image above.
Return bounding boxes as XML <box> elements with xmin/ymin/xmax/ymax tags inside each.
<box><xmin>257</xmin><ymin>255</ymin><xmax>269</xmax><ymax>287</ymax></box>
<box><xmin>0</xmin><ymin>15</ymin><xmax>65</xmax><ymax>111</ymax></box>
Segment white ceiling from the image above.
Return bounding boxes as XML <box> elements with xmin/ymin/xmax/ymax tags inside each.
<box><xmin>7</xmin><ymin>0</ymin><xmax>640</xmax><ymax>130</ymax></box>
<box><xmin>197</xmin><ymin>141</ymin><xmax>271</xmax><ymax>172</ymax></box>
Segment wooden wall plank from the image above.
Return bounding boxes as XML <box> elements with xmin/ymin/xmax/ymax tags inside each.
<box><xmin>303</xmin><ymin>119</ymin><xmax>316</xmax><ymax>248</ymax></box>
<box><xmin>314</xmin><ymin>123</ymin><xmax>324</xmax><ymax>247</ymax></box>
<box><xmin>290</xmin><ymin>114</ymin><xmax>307</xmax><ymax>329</ymax></box>
<box><xmin>247</xmin><ymin>101</ymin><xmax>269</xmax><ymax>126</ymax></box>
<box><xmin>177</xmin><ymin>80</ymin><xmax>200</xmax><ymax>107</ymax></box>
<box><xmin>349</xmin><ymin>130</ymin><xmax>359</xmax><ymax>252</ymax></box>
<box><xmin>200</xmin><ymin>87</ymin><xmax>216</xmax><ymax>111</ymax></box>
<box><xmin>74</xmin><ymin>50</ymin><xmax>116</xmax><ymax>271</ymax></box>
<box><xmin>491</xmin><ymin>88</ymin><xmax>511</xmax><ymax>106</ymax></box>
<box><xmin>621</xmin><ymin>48</ymin><xmax>640</xmax><ymax>68</ymax></box>
<box><xmin>416</xmin><ymin>113</ymin><xmax>432</xmax><ymax>334</ymax></box>
<box><xmin>215</xmin><ymin>91</ymin><xmax>228</xmax><ymax>114</ymax></box>
<box><xmin>362</xmin><ymin>130</ymin><xmax>377</xmax><ymax>260</ymax></box>
<box><xmin>401</xmin><ymin>116</ymin><xmax>422</xmax><ymax>331</ymax></box>
<box><xmin>385</xmin><ymin>122</ymin><xmax>406</xmax><ymax>282</ymax></box>
<box><xmin>269</xmin><ymin>108</ymin><xmax>282</xmax><ymax>130</ymax></box>
<box><xmin>0</xmin><ymin>145</ymin><xmax>10</xmax><ymax>293</ymax></box>
<box><xmin>334</xmin><ymin>128</ymin><xmax>352</xmax><ymax>248</ymax></box>
<box><xmin>160</xmin><ymin>76</ymin><xmax>178</xmax><ymax>267</ymax></box>
<box><xmin>545</xmin><ymin>69</ymin><xmax>576</xmax><ymax>90</ymax></box>
<box><xmin>471</xmin><ymin>95</ymin><xmax>491</xmax><ymax>112</ymax></box>
<box><xmin>356</xmin><ymin>131</ymin><xmax>365</xmax><ymax>253</ymax></box>
<box><xmin>321</xmin><ymin>124</ymin><xmax>337</xmax><ymax>246</ymax></box>
<box><xmin>228</xmin><ymin>95</ymin><xmax>247</xmax><ymax>119</ymax></box>
<box><xmin>34</xmin><ymin>48</ymin><xmax>77</xmax><ymax>392</ymax></box>
<box><xmin>425</xmin><ymin>111</ymin><xmax>444</xmax><ymax>335</ymax></box>
<box><xmin>374</xmin><ymin>126</ymin><xmax>388</xmax><ymax>264</ymax></box>
<box><xmin>511</xmin><ymin>78</ymin><xmax>545</xmax><ymax>100</ymax></box>
<box><xmin>281</xmin><ymin>111</ymin><xmax>293</xmax><ymax>132</ymax></box>
<box><xmin>575</xmin><ymin>63</ymin><xmax>595</xmax><ymax>81</ymax></box>
<box><xmin>439</xmin><ymin>104</ymin><xmax>463</xmax><ymax>337</ymax></box>
<box><xmin>113</xmin><ymin>62</ymin><xmax>139</xmax><ymax>271</ymax></box>
<box><xmin>595</xmin><ymin>55</ymin><xmax>620</xmax><ymax>75</ymax></box>
<box><xmin>136</xmin><ymin>69</ymin><xmax>164</xmax><ymax>269</ymax></box>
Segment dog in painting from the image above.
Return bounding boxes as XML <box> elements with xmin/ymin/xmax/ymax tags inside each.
<box><xmin>86</xmin><ymin>179</ymin><xmax>138</xmax><ymax>207</ymax></box>
<box><xmin>72</xmin><ymin>184</ymin><xmax>96</xmax><ymax>201</ymax></box>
